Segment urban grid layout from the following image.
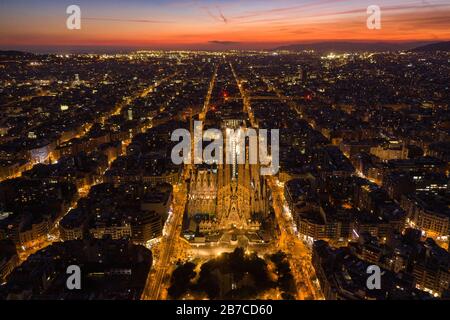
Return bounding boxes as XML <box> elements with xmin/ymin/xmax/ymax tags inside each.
<box><xmin>0</xmin><ymin>0</ymin><xmax>450</xmax><ymax>303</ymax></box>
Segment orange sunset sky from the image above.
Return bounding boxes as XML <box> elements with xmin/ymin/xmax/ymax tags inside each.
<box><xmin>1</xmin><ymin>0</ymin><xmax>449</xmax><ymax>51</ymax></box>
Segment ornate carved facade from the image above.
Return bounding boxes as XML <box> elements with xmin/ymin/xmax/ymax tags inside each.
<box><xmin>187</xmin><ymin>124</ymin><xmax>268</xmax><ymax>234</ymax></box>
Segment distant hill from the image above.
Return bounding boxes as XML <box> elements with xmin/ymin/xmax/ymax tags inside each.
<box><xmin>274</xmin><ymin>42</ymin><xmax>431</xmax><ymax>53</ymax></box>
<box><xmin>411</xmin><ymin>41</ymin><xmax>450</xmax><ymax>52</ymax></box>
<box><xmin>0</xmin><ymin>50</ymin><xmax>34</xmax><ymax>58</ymax></box>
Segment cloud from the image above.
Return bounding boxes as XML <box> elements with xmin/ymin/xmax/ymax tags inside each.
<box><xmin>218</xmin><ymin>8</ymin><xmax>228</xmax><ymax>24</ymax></box>
<box><xmin>202</xmin><ymin>6</ymin><xmax>228</xmax><ymax>23</ymax></box>
<box><xmin>235</xmin><ymin>0</ymin><xmax>345</xmax><ymax>18</ymax></box>
<box><xmin>83</xmin><ymin>17</ymin><xmax>172</xmax><ymax>24</ymax></box>
<box><xmin>208</xmin><ymin>40</ymin><xmax>240</xmax><ymax>45</ymax></box>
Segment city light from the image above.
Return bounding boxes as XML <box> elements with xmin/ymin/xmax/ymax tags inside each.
<box><xmin>0</xmin><ymin>1</ymin><xmax>449</xmax><ymax>305</ymax></box>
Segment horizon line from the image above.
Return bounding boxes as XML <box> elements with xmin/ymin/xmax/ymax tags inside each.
<box><xmin>1</xmin><ymin>39</ymin><xmax>449</xmax><ymax>54</ymax></box>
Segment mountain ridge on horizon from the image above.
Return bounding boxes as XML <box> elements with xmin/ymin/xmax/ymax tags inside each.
<box><xmin>411</xmin><ymin>41</ymin><xmax>450</xmax><ymax>52</ymax></box>
<box><xmin>2</xmin><ymin>40</ymin><xmax>450</xmax><ymax>54</ymax></box>
<box><xmin>0</xmin><ymin>50</ymin><xmax>35</xmax><ymax>56</ymax></box>
<box><xmin>273</xmin><ymin>41</ymin><xmax>441</xmax><ymax>53</ymax></box>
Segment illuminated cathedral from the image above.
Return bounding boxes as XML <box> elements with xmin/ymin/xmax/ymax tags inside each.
<box><xmin>187</xmin><ymin>120</ymin><xmax>268</xmax><ymax>236</ymax></box>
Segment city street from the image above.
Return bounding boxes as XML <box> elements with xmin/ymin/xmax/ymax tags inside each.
<box><xmin>142</xmin><ymin>182</ymin><xmax>188</xmax><ymax>300</ymax></box>
<box><xmin>267</xmin><ymin>177</ymin><xmax>324</xmax><ymax>300</ymax></box>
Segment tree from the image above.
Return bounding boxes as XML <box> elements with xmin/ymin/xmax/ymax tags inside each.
<box><xmin>168</xmin><ymin>262</ymin><xmax>196</xmax><ymax>299</ymax></box>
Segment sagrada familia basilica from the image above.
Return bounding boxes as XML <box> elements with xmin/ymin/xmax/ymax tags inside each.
<box><xmin>186</xmin><ymin>116</ymin><xmax>269</xmax><ymax>237</ymax></box>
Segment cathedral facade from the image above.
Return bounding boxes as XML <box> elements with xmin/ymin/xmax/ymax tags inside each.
<box><xmin>187</xmin><ymin>123</ymin><xmax>268</xmax><ymax>235</ymax></box>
